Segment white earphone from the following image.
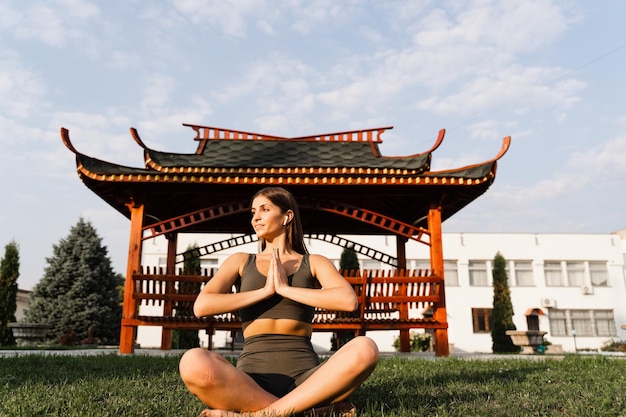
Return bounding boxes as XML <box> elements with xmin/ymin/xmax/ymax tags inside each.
<box><xmin>283</xmin><ymin>215</ymin><xmax>289</xmax><ymax>226</ymax></box>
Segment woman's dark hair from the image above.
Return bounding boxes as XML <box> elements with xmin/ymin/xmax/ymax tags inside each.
<box><xmin>251</xmin><ymin>187</ymin><xmax>308</xmax><ymax>254</ymax></box>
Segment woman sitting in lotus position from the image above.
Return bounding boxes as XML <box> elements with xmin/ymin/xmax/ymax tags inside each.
<box><xmin>179</xmin><ymin>186</ymin><xmax>379</xmax><ymax>417</ymax></box>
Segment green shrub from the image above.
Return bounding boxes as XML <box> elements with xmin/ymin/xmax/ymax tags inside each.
<box><xmin>393</xmin><ymin>331</ymin><xmax>432</xmax><ymax>352</ymax></box>
<box><xmin>600</xmin><ymin>339</ymin><xmax>626</xmax><ymax>352</ymax></box>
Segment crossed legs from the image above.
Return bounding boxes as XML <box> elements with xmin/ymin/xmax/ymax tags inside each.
<box><xmin>179</xmin><ymin>336</ymin><xmax>379</xmax><ymax>416</ymax></box>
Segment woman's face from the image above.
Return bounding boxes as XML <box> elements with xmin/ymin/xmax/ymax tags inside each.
<box><xmin>250</xmin><ymin>195</ymin><xmax>285</xmax><ymax>239</ymax></box>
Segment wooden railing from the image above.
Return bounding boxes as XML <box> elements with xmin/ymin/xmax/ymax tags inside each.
<box><xmin>120</xmin><ymin>267</ymin><xmax>447</xmax><ymax>353</ymax></box>
<box><xmin>182</xmin><ymin>123</ymin><xmax>394</xmax><ymax>154</ymax></box>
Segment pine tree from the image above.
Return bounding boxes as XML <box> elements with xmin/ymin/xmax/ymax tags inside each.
<box><xmin>25</xmin><ymin>218</ymin><xmax>121</xmax><ymax>345</ymax></box>
<box><xmin>491</xmin><ymin>251</ymin><xmax>518</xmax><ymax>353</ymax></box>
<box><xmin>339</xmin><ymin>247</ymin><xmax>360</xmax><ymax>274</ymax></box>
<box><xmin>0</xmin><ymin>240</ymin><xmax>20</xmax><ymax>346</ymax></box>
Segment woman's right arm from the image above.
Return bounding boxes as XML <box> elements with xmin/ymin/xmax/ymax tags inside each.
<box><xmin>193</xmin><ymin>252</ymin><xmax>274</xmax><ymax>317</ymax></box>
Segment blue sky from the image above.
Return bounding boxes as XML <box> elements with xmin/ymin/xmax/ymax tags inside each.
<box><xmin>1</xmin><ymin>0</ymin><xmax>625</xmax><ymax>290</ymax></box>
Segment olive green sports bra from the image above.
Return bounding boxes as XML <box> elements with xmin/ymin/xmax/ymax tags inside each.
<box><xmin>237</xmin><ymin>254</ymin><xmax>318</xmax><ymax>325</ymax></box>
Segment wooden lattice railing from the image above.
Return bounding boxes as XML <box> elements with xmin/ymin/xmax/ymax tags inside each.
<box><xmin>120</xmin><ymin>267</ymin><xmax>447</xmax><ymax>353</ymax></box>
<box><xmin>183</xmin><ymin>123</ymin><xmax>394</xmax><ymax>154</ymax></box>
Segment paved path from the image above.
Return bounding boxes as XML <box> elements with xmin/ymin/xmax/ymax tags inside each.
<box><xmin>1</xmin><ymin>347</ymin><xmax>623</xmax><ymax>359</ymax></box>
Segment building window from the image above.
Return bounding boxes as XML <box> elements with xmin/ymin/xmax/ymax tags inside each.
<box><xmin>472</xmin><ymin>308</ymin><xmax>492</xmax><ymax>333</ymax></box>
<box><xmin>589</xmin><ymin>262</ymin><xmax>609</xmax><ymax>287</ymax></box>
<box><xmin>549</xmin><ymin>310</ymin><xmax>568</xmax><ymax>336</ymax></box>
<box><xmin>544</xmin><ymin>261</ymin><xmax>564</xmax><ymax>286</ymax></box>
<box><xmin>570</xmin><ymin>310</ymin><xmax>593</xmax><ymax>336</ymax></box>
<box><xmin>566</xmin><ymin>262</ymin><xmax>585</xmax><ymax>287</ymax></box>
<box><xmin>444</xmin><ymin>260</ymin><xmax>459</xmax><ymax>286</ymax></box>
<box><xmin>469</xmin><ymin>261</ymin><xmax>489</xmax><ymax>286</ymax></box>
<box><xmin>413</xmin><ymin>260</ymin><xmax>430</xmax><ymax>273</ymax></box>
<box><xmin>594</xmin><ymin>310</ymin><xmax>616</xmax><ymax>336</ymax></box>
<box><xmin>548</xmin><ymin>309</ymin><xmax>616</xmax><ymax>337</ymax></box>
<box><xmin>514</xmin><ymin>261</ymin><xmax>534</xmax><ymax>286</ymax></box>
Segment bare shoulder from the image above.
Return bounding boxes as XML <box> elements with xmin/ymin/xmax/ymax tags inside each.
<box><xmin>224</xmin><ymin>251</ymin><xmax>252</xmax><ymax>263</ymax></box>
<box><xmin>308</xmin><ymin>253</ymin><xmax>340</xmax><ymax>274</ymax></box>
<box><xmin>308</xmin><ymin>253</ymin><xmax>334</xmax><ymax>267</ymax></box>
<box><xmin>221</xmin><ymin>252</ymin><xmax>252</xmax><ymax>271</ymax></box>
<box><xmin>204</xmin><ymin>252</ymin><xmax>251</xmax><ymax>292</ymax></box>
<box><xmin>213</xmin><ymin>252</ymin><xmax>251</xmax><ymax>279</ymax></box>
<box><xmin>308</xmin><ymin>254</ymin><xmax>349</xmax><ymax>288</ymax></box>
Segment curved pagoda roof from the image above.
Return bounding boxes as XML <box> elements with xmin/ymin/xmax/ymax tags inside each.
<box><xmin>61</xmin><ymin>124</ymin><xmax>510</xmax><ymax>240</ymax></box>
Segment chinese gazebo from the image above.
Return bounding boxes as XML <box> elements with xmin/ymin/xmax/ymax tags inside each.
<box><xmin>61</xmin><ymin>124</ymin><xmax>510</xmax><ymax>356</ymax></box>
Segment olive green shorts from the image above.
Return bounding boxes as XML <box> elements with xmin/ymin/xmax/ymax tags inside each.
<box><xmin>237</xmin><ymin>334</ymin><xmax>322</xmax><ymax>397</ymax></box>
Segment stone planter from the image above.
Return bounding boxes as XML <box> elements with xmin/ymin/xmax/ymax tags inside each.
<box><xmin>506</xmin><ymin>330</ymin><xmax>547</xmax><ymax>354</ymax></box>
<box><xmin>8</xmin><ymin>323</ymin><xmax>53</xmax><ymax>346</ymax></box>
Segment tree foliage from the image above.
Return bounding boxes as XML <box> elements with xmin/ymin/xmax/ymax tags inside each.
<box><xmin>491</xmin><ymin>251</ymin><xmax>519</xmax><ymax>353</ymax></box>
<box><xmin>0</xmin><ymin>240</ymin><xmax>20</xmax><ymax>346</ymax></box>
<box><xmin>25</xmin><ymin>218</ymin><xmax>121</xmax><ymax>345</ymax></box>
<box><xmin>339</xmin><ymin>247</ymin><xmax>360</xmax><ymax>274</ymax></box>
<box><xmin>173</xmin><ymin>243</ymin><xmax>201</xmax><ymax>349</ymax></box>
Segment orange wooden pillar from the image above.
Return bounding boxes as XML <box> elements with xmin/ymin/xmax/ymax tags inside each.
<box><xmin>160</xmin><ymin>235</ymin><xmax>177</xmax><ymax>350</ymax></box>
<box><xmin>396</xmin><ymin>235</ymin><xmax>411</xmax><ymax>352</ymax></box>
<box><xmin>120</xmin><ymin>201</ymin><xmax>144</xmax><ymax>354</ymax></box>
<box><xmin>429</xmin><ymin>205</ymin><xmax>449</xmax><ymax>357</ymax></box>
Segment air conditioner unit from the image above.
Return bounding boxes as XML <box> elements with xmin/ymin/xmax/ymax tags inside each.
<box><xmin>581</xmin><ymin>285</ymin><xmax>594</xmax><ymax>295</ymax></box>
<box><xmin>541</xmin><ymin>298</ymin><xmax>556</xmax><ymax>308</ymax></box>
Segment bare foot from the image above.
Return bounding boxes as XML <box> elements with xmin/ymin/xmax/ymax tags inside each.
<box><xmin>200</xmin><ymin>401</ymin><xmax>356</xmax><ymax>417</ymax></box>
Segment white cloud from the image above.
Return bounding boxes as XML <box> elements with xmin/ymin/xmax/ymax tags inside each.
<box><xmin>55</xmin><ymin>0</ymin><xmax>99</xmax><ymax>19</ymax></box>
<box><xmin>107</xmin><ymin>50</ymin><xmax>142</xmax><ymax>70</ymax></box>
<box><xmin>359</xmin><ymin>27</ymin><xmax>383</xmax><ymax>44</ymax></box>
<box><xmin>15</xmin><ymin>4</ymin><xmax>67</xmax><ymax>46</ymax></box>
<box><xmin>52</xmin><ymin>111</ymin><xmax>138</xmax><ymax>164</ymax></box>
<box><xmin>255</xmin><ymin>113</ymin><xmax>291</xmax><ymax>133</ymax></box>
<box><xmin>289</xmin><ymin>0</ymin><xmax>360</xmax><ymax>34</ymax></box>
<box><xmin>568</xmin><ymin>135</ymin><xmax>626</xmax><ymax>181</ymax></box>
<box><xmin>0</xmin><ymin>4</ymin><xmax>21</xmax><ymax>29</ymax></box>
<box><xmin>140</xmin><ymin>75</ymin><xmax>177</xmax><ymax>112</ymax></box>
<box><xmin>170</xmin><ymin>0</ymin><xmax>267</xmax><ymax>37</ymax></box>
<box><xmin>419</xmin><ymin>66</ymin><xmax>585</xmax><ymax>115</ymax></box>
<box><xmin>0</xmin><ymin>53</ymin><xmax>47</xmax><ymax>120</ymax></box>
<box><xmin>242</xmin><ymin>1</ymin><xmax>582</xmax><ymax>123</ymax></box>
<box><xmin>256</xmin><ymin>19</ymin><xmax>275</xmax><ymax>35</ymax></box>
<box><xmin>218</xmin><ymin>54</ymin><xmax>317</xmax><ymax>100</ymax></box>
<box><xmin>413</xmin><ymin>0</ymin><xmax>574</xmax><ymax>52</ymax></box>
<box><xmin>1</xmin><ymin>1</ymin><xmax>99</xmax><ymax>47</ymax></box>
<box><xmin>486</xmin><ymin>134</ymin><xmax>626</xmax><ymax>215</ymax></box>
<box><xmin>385</xmin><ymin>0</ymin><xmax>431</xmax><ymax>25</ymax></box>
<box><xmin>468</xmin><ymin>120</ymin><xmax>506</xmax><ymax>141</ymax></box>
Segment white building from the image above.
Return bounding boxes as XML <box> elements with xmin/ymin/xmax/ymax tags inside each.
<box><xmin>15</xmin><ymin>289</ymin><xmax>31</xmax><ymax>321</ymax></box>
<box><xmin>138</xmin><ymin>230</ymin><xmax>626</xmax><ymax>353</ymax></box>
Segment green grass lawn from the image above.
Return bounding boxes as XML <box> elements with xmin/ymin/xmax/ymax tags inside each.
<box><xmin>1</xmin><ymin>353</ymin><xmax>625</xmax><ymax>416</ymax></box>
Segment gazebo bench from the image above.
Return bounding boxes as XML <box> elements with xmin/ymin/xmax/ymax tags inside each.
<box><xmin>122</xmin><ymin>268</ymin><xmax>447</xmax><ymax>353</ymax></box>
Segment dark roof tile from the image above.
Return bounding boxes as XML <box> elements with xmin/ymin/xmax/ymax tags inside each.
<box><xmin>146</xmin><ymin>140</ymin><xmax>430</xmax><ymax>171</ymax></box>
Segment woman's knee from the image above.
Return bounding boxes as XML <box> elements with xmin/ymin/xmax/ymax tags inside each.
<box><xmin>179</xmin><ymin>348</ymin><xmax>222</xmax><ymax>388</ymax></box>
<box><xmin>344</xmin><ymin>336</ymin><xmax>379</xmax><ymax>367</ymax></box>
<box><xmin>179</xmin><ymin>348</ymin><xmax>204</xmax><ymax>380</ymax></box>
<box><xmin>358</xmin><ymin>336</ymin><xmax>379</xmax><ymax>364</ymax></box>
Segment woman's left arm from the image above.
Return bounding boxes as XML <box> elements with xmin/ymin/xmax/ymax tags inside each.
<box><xmin>274</xmin><ymin>253</ymin><xmax>358</xmax><ymax>312</ymax></box>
